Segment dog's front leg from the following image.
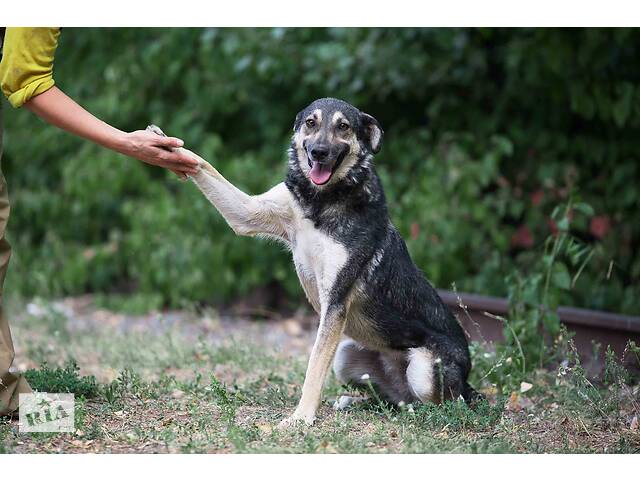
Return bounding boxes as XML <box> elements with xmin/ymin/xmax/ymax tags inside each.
<box><xmin>279</xmin><ymin>305</ymin><xmax>346</xmax><ymax>428</ymax></box>
<box><xmin>146</xmin><ymin>125</ymin><xmax>291</xmax><ymax>241</ymax></box>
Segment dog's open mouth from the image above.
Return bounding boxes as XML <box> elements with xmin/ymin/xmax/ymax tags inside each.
<box><xmin>308</xmin><ymin>159</ymin><xmax>334</xmax><ymax>186</ymax></box>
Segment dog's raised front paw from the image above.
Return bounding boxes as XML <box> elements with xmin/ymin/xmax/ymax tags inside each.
<box><xmin>146</xmin><ymin>124</ymin><xmax>166</xmax><ymax>137</ymax></box>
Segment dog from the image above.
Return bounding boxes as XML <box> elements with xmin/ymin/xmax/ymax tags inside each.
<box><xmin>148</xmin><ymin>97</ymin><xmax>478</xmax><ymax>427</ymax></box>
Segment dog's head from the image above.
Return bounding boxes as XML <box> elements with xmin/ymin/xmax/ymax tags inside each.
<box><xmin>290</xmin><ymin>98</ymin><xmax>383</xmax><ymax>187</ymax></box>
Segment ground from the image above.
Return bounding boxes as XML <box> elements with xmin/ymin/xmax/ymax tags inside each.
<box><xmin>1</xmin><ymin>296</ymin><xmax>638</xmax><ymax>453</ymax></box>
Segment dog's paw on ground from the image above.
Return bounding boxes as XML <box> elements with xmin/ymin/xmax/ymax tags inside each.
<box><xmin>277</xmin><ymin>413</ymin><xmax>316</xmax><ymax>430</ymax></box>
<box><xmin>332</xmin><ymin>394</ymin><xmax>368</xmax><ymax>411</ymax></box>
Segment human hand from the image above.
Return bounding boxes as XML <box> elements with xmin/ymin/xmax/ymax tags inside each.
<box><xmin>119</xmin><ymin>130</ymin><xmax>200</xmax><ymax>178</ymax></box>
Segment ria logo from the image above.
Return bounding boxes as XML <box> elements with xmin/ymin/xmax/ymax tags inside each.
<box><xmin>19</xmin><ymin>393</ymin><xmax>75</xmax><ymax>433</ymax></box>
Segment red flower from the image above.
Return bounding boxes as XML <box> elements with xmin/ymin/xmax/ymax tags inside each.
<box><xmin>530</xmin><ymin>190</ymin><xmax>544</xmax><ymax>206</ymax></box>
<box><xmin>410</xmin><ymin>222</ymin><xmax>420</xmax><ymax>240</ymax></box>
<box><xmin>590</xmin><ymin>215</ymin><xmax>611</xmax><ymax>239</ymax></box>
<box><xmin>511</xmin><ymin>225</ymin><xmax>534</xmax><ymax>249</ymax></box>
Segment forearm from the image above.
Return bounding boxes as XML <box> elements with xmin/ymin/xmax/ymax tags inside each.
<box><xmin>23</xmin><ymin>87</ymin><xmax>199</xmax><ymax>175</ymax></box>
<box><xmin>24</xmin><ymin>86</ymin><xmax>129</xmax><ymax>152</ymax></box>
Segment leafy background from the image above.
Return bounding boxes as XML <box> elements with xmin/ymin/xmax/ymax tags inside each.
<box><xmin>2</xmin><ymin>28</ymin><xmax>639</xmax><ymax>314</ymax></box>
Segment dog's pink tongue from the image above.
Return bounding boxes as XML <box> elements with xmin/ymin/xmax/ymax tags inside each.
<box><xmin>309</xmin><ymin>161</ymin><xmax>332</xmax><ymax>185</ymax></box>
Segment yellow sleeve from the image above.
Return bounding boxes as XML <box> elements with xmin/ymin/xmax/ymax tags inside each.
<box><xmin>0</xmin><ymin>27</ymin><xmax>61</xmax><ymax>108</ymax></box>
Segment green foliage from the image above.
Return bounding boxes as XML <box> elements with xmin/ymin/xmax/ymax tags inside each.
<box><xmin>208</xmin><ymin>375</ymin><xmax>259</xmax><ymax>450</ymax></box>
<box><xmin>24</xmin><ymin>360</ymin><xmax>98</xmax><ymax>398</ymax></box>
<box><xmin>2</xmin><ymin>28</ymin><xmax>639</xmax><ymax>313</ymax></box>
<box><xmin>555</xmin><ymin>337</ymin><xmax>638</xmax><ymax>427</ymax></box>
<box><xmin>468</xmin><ymin>198</ymin><xmax>604</xmax><ymax>391</ymax></box>
<box><xmin>209</xmin><ymin>376</ymin><xmax>237</xmax><ymax>421</ymax></box>
<box><xmin>101</xmin><ymin>368</ymin><xmax>145</xmax><ymax>408</ymax></box>
<box><xmin>506</xmin><ymin>200</ymin><xmax>596</xmax><ymax>371</ymax></box>
<box><xmin>413</xmin><ymin>397</ymin><xmax>505</xmax><ymax>432</ymax></box>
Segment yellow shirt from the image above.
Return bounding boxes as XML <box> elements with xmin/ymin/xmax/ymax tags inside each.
<box><xmin>0</xmin><ymin>27</ymin><xmax>60</xmax><ymax>108</ymax></box>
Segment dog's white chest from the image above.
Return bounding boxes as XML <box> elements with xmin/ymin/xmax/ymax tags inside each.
<box><xmin>290</xmin><ymin>217</ymin><xmax>348</xmax><ymax>313</ymax></box>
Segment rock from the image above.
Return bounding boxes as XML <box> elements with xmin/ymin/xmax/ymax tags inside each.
<box><xmin>171</xmin><ymin>389</ymin><xmax>185</xmax><ymax>399</ymax></box>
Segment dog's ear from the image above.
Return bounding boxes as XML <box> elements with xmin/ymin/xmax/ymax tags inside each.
<box><xmin>360</xmin><ymin>112</ymin><xmax>384</xmax><ymax>154</ymax></box>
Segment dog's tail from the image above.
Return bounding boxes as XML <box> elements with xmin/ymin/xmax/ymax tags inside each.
<box><xmin>462</xmin><ymin>382</ymin><xmax>485</xmax><ymax>407</ymax></box>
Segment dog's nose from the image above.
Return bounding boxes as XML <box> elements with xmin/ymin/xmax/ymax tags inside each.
<box><xmin>310</xmin><ymin>145</ymin><xmax>329</xmax><ymax>162</ymax></box>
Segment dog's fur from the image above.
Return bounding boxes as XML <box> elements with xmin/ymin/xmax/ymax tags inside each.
<box><xmin>148</xmin><ymin>98</ymin><xmax>478</xmax><ymax>427</ymax></box>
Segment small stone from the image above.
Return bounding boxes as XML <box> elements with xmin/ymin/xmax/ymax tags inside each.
<box><xmin>283</xmin><ymin>319</ymin><xmax>303</xmax><ymax>337</ymax></box>
<box><xmin>171</xmin><ymin>389</ymin><xmax>185</xmax><ymax>399</ymax></box>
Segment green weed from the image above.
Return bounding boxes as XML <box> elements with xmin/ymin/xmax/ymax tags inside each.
<box><xmin>24</xmin><ymin>360</ymin><xmax>98</xmax><ymax>398</ymax></box>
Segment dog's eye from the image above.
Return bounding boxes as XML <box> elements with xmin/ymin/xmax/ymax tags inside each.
<box><xmin>338</xmin><ymin>122</ymin><xmax>350</xmax><ymax>131</ymax></box>
<box><xmin>305</xmin><ymin>119</ymin><xmax>316</xmax><ymax>128</ymax></box>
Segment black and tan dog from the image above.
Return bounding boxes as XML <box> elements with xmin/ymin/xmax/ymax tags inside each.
<box><xmin>148</xmin><ymin>98</ymin><xmax>478</xmax><ymax>427</ymax></box>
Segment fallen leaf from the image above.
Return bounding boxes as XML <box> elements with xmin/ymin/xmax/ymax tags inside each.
<box><xmin>320</xmin><ymin>441</ymin><xmax>338</xmax><ymax>453</ymax></box>
<box><xmin>507</xmin><ymin>392</ymin><xmax>521</xmax><ymax>412</ymax></box>
<box><xmin>506</xmin><ymin>391</ymin><xmax>535</xmax><ymax>412</ymax></box>
<box><xmin>631</xmin><ymin>416</ymin><xmax>638</xmax><ymax>431</ymax></box>
<box><xmin>480</xmin><ymin>386</ymin><xmax>498</xmax><ymax>396</ymax></box>
<box><xmin>256</xmin><ymin>423</ymin><xmax>273</xmax><ymax>435</ymax></box>
<box><xmin>520</xmin><ymin>382</ymin><xmax>533</xmax><ymax>393</ymax></box>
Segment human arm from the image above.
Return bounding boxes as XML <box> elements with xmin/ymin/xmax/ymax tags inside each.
<box><xmin>0</xmin><ymin>27</ymin><xmax>197</xmax><ymax>176</ymax></box>
<box><xmin>25</xmin><ymin>87</ymin><xmax>199</xmax><ymax>176</ymax></box>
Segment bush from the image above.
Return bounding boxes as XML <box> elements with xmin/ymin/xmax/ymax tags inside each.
<box><xmin>2</xmin><ymin>28</ymin><xmax>639</xmax><ymax>313</ymax></box>
<box><xmin>24</xmin><ymin>361</ymin><xmax>99</xmax><ymax>398</ymax></box>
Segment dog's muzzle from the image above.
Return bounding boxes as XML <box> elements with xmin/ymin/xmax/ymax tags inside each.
<box><xmin>306</xmin><ymin>144</ymin><xmax>334</xmax><ymax>185</ymax></box>
<box><xmin>305</xmin><ymin>143</ymin><xmax>348</xmax><ymax>186</ymax></box>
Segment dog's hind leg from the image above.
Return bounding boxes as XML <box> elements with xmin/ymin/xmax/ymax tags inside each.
<box><xmin>333</xmin><ymin>339</ymin><xmax>414</xmax><ymax>405</ymax></box>
<box><xmin>406</xmin><ymin>348</ymin><xmax>470</xmax><ymax>403</ymax></box>
<box><xmin>405</xmin><ymin>347</ymin><xmax>438</xmax><ymax>403</ymax></box>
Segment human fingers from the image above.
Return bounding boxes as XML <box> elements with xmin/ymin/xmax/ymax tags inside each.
<box><xmin>155</xmin><ymin>134</ymin><xmax>185</xmax><ymax>150</ymax></box>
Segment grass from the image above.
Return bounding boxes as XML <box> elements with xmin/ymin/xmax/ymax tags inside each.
<box><xmin>0</xmin><ymin>296</ymin><xmax>638</xmax><ymax>453</ymax></box>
